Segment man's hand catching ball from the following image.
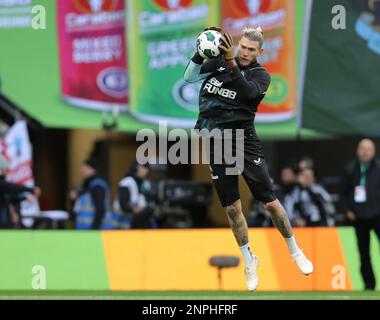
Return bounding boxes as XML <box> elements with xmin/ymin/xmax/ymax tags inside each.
<box><xmin>204</xmin><ymin>26</ymin><xmax>222</xmax><ymax>33</ymax></box>
<box><xmin>219</xmin><ymin>33</ymin><xmax>235</xmax><ymax>61</ymax></box>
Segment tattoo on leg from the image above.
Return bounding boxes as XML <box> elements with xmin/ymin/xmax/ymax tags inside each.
<box><xmin>226</xmin><ymin>206</ymin><xmax>239</xmax><ymax>220</ymax></box>
<box><xmin>228</xmin><ymin>214</ymin><xmax>249</xmax><ymax>247</ymax></box>
<box><xmin>271</xmin><ymin>213</ymin><xmax>293</xmax><ymax>238</ymax></box>
<box><xmin>267</xmin><ymin>204</ymin><xmax>293</xmax><ymax>238</ymax></box>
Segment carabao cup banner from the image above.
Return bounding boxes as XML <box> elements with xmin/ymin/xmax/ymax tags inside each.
<box><xmin>0</xmin><ymin>0</ymin><xmax>144</xmax><ymax>131</ymax></box>
<box><xmin>301</xmin><ymin>0</ymin><xmax>380</xmax><ymax>136</ymax></box>
<box><xmin>127</xmin><ymin>0</ymin><xmax>219</xmax><ymax>128</ymax></box>
<box><xmin>0</xmin><ymin>0</ymin><xmax>315</xmax><ymax>137</ymax></box>
<box><xmin>0</xmin><ymin>228</ymin><xmax>379</xmax><ymax>291</ymax></box>
<box><xmin>57</xmin><ymin>0</ymin><xmax>129</xmax><ymax>111</ymax></box>
<box><xmin>222</xmin><ymin>0</ymin><xmax>297</xmax><ymax>123</ymax></box>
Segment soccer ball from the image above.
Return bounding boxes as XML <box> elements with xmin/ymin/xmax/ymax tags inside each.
<box><xmin>197</xmin><ymin>30</ymin><xmax>222</xmax><ymax>59</ymax></box>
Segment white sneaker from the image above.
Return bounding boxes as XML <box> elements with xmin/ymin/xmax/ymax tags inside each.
<box><xmin>291</xmin><ymin>251</ymin><xmax>314</xmax><ymax>275</ymax></box>
<box><xmin>244</xmin><ymin>256</ymin><xmax>259</xmax><ymax>291</ymax></box>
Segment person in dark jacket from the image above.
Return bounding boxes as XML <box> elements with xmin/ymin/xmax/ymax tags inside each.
<box><xmin>341</xmin><ymin>139</ymin><xmax>380</xmax><ymax>290</ymax></box>
<box><xmin>70</xmin><ymin>157</ymin><xmax>114</xmax><ymax>230</ymax></box>
<box><xmin>286</xmin><ymin>168</ymin><xmax>335</xmax><ymax>227</ymax></box>
<box><xmin>0</xmin><ymin>155</ymin><xmax>41</xmax><ymax>228</ymax></box>
<box><xmin>114</xmin><ymin>160</ymin><xmax>156</xmax><ymax>229</ymax></box>
<box><xmin>277</xmin><ymin>166</ymin><xmax>297</xmax><ymax>204</ymax></box>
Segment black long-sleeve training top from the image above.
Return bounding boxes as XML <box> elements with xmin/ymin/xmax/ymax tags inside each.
<box><xmin>184</xmin><ymin>52</ymin><xmax>271</xmax><ymax>131</ymax></box>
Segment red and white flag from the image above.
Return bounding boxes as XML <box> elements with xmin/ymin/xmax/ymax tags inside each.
<box><xmin>2</xmin><ymin>121</ymin><xmax>34</xmax><ymax>186</ymax></box>
<box><xmin>0</xmin><ymin>121</ymin><xmax>39</xmax><ymax>226</ymax></box>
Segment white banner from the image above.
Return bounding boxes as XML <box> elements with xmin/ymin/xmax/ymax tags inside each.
<box><xmin>3</xmin><ymin>120</ymin><xmax>34</xmax><ymax>185</ymax></box>
<box><xmin>1</xmin><ymin>120</ymin><xmax>39</xmax><ymax>227</ymax></box>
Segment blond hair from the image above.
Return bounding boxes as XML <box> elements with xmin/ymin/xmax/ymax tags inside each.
<box><xmin>242</xmin><ymin>26</ymin><xmax>264</xmax><ymax>48</ymax></box>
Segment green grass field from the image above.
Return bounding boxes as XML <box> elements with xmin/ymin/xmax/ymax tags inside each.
<box><xmin>0</xmin><ymin>291</ymin><xmax>379</xmax><ymax>300</ymax></box>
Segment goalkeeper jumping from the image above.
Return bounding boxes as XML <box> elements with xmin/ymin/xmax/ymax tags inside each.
<box><xmin>184</xmin><ymin>27</ymin><xmax>313</xmax><ymax>291</ymax></box>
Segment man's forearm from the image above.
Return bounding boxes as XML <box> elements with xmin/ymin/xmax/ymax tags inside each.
<box><xmin>91</xmin><ymin>187</ymin><xmax>106</xmax><ymax>229</ymax></box>
<box><xmin>226</xmin><ymin>60</ymin><xmax>260</xmax><ymax>99</ymax></box>
<box><xmin>0</xmin><ymin>182</ymin><xmax>33</xmax><ymax>194</ymax></box>
<box><xmin>184</xmin><ymin>61</ymin><xmax>202</xmax><ymax>83</ymax></box>
<box><xmin>92</xmin><ymin>207</ymin><xmax>104</xmax><ymax>229</ymax></box>
<box><xmin>341</xmin><ymin>195</ymin><xmax>354</xmax><ymax>214</ymax></box>
<box><xmin>185</xmin><ymin>49</ymin><xmax>224</xmax><ymax>83</ymax></box>
<box><xmin>184</xmin><ymin>52</ymin><xmax>206</xmax><ymax>83</ymax></box>
<box><xmin>191</xmin><ymin>52</ymin><xmax>204</xmax><ymax>65</ymax></box>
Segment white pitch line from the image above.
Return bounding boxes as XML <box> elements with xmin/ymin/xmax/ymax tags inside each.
<box><xmin>0</xmin><ymin>295</ymin><xmax>379</xmax><ymax>300</ymax></box>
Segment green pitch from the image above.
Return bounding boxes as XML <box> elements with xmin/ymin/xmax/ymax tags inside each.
<box><xmin>0</xmin><ymin>291</ymin><xmax>379</xmax><ymax>300</ymax></box>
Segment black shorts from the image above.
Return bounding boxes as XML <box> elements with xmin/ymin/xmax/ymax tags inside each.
<box><xmin>207</xmin><ymin>128</ymin><xmax>276</xmax><ymax>207</ymax></box>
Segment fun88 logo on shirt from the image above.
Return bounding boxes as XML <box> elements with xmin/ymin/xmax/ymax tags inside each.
<box><xmin>203</xmin><ymin>78</ymin><xmax>237</xmax><ymax>100</ymax></box>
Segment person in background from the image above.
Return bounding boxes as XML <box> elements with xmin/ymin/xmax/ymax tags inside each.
<box><xmin>276</xmin><ymin>165</ymin><xmax>298</xmax><ymax>226</ymax></box>
<box><xmin>0</xmin><ymin>154</ymin><xmax>41</xmax><ymax>228</ymax></box>
<box><xmin>341</xmin><ymin>139</ymin><xmax>380</xmax><ymax>290</ymax></box>
<box><xmin>249</xmin><ymin>166</ymin><xmax>298</xmax><ymax>228</ymax></box>
<box><xmin>277</xmin><ymin>165</ymin><xmax>297</xmax><ymax>203</ymax></box>
<box><xmin>114</xmin><ymin>160</ymin><xmax>156</xmax><ymax>229</ymax></box>
<box><xmin>70</xmin><ymin>157</ymin><xmax>115</xmax><ymax>230</ymax></box>
<box><xmin>298</xmin><ymin>156</ymin><xmax>315</xmax><ymax>172</ymax></box>
<box><xmin>286</xmin><ymin>168</ymin><xmax>335</xmax><ymax>227</ymax></box>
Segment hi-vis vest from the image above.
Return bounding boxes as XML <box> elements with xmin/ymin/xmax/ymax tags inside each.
<box><xmin>74</xmin><ymin>178</ymin><xmax>119</xmax><ymax>230</ymax></box>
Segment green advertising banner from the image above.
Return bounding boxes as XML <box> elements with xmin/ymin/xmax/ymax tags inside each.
<box><xmin>0</xmin><ymin>0</ymin><xmax>318</xmax><ymax>138</ymax></box>
<box><xmin>0</xmin><ymin>0</ymin><xmax>150</xmax><ymax>132</ymax></box>
<box><xmin>128</xmin><ymin>0</ymin><xmax>219</xmax><ymax>127</ymax></box>
<box><xmin>301</xmin><ymin>0</ymin><xmax>380</xmax><ymax>136</ymax></box>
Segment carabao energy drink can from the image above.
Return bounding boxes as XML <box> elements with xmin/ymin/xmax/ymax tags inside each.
<box><xmin>128</xmin><ymin>0</ymin><xmax>219</xmax><ymax>128</ymax></box>
<box><xmin>57</xmin><ymin>0</ymin><xmax>128</xmax><ymax>111</ymax></box>
<box><xmin>222</xmin><ymin>0</ymin><xmax>297</xmax><ymax>122</ymax></box>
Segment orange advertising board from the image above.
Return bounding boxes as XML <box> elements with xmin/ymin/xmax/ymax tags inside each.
<box><xmin>102</xmin><ymin>228</ymin><xmax>352</xmax><ymax>291</ymax></box>
<box><xmin>222</xmin><ymin>0</ymin><xmax>297</xmax><ymax>122</ymax></box>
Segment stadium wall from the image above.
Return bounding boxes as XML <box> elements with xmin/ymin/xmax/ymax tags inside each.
<box><xmin>0</xmin><ymin>228</ymin><xmax>379</xmax><ymax>291</ymax></box>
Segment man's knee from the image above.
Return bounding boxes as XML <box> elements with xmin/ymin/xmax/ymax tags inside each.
<box><xmin>226</xmin><ymin>205</ymin><xmax>238</xmax><ymax>218</ymax></box>
<box><xmin>263</xmin><ymin>199</ymin><xmax>280</xmax><ymax>213</ymax></box>
<box><xmin>226</xmin><ymin>201</ymin><xmax>242</xmax><ymax>220</ymax></box>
